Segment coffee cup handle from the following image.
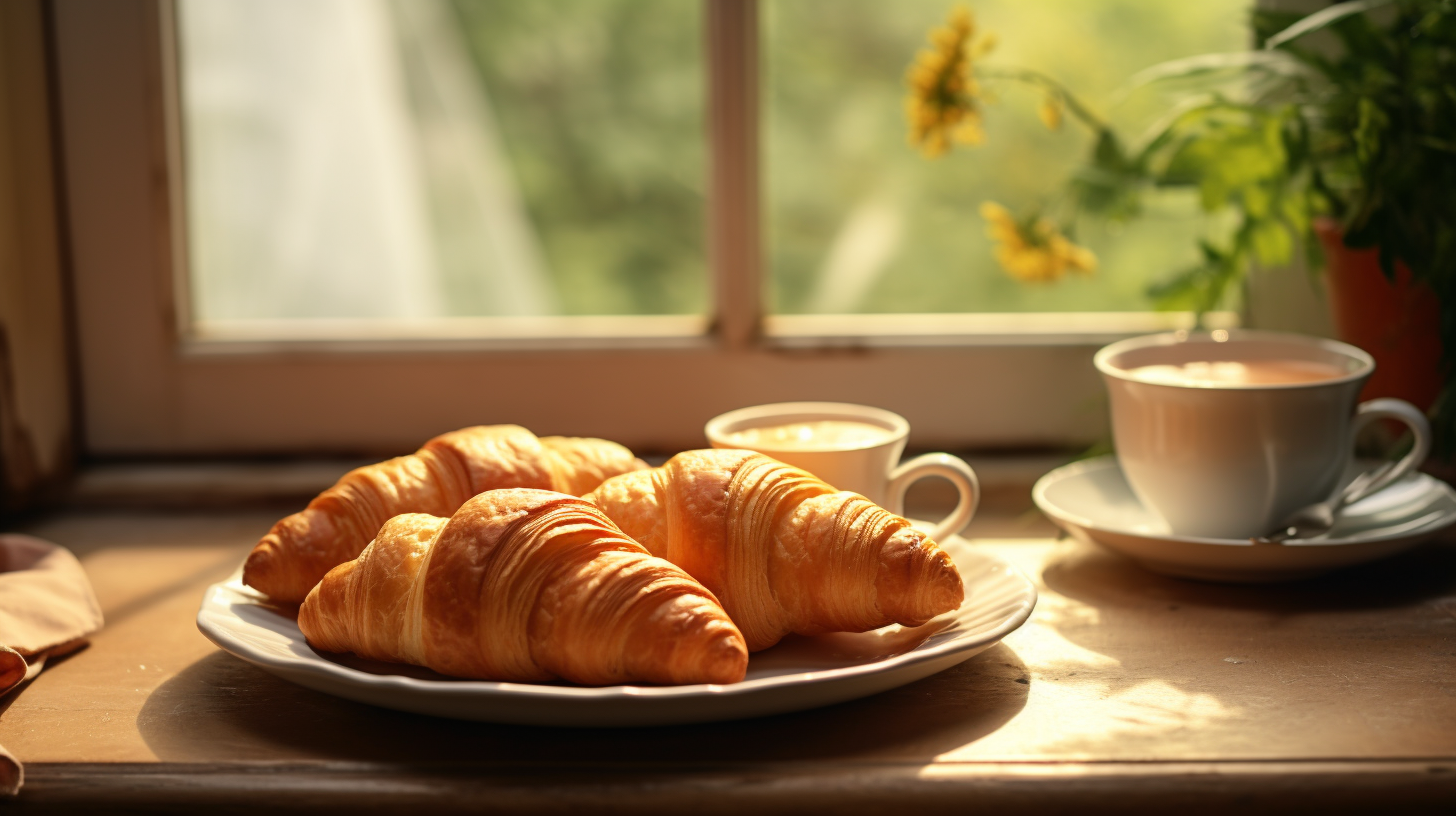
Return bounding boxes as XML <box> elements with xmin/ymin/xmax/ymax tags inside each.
<box><xmin>886</xmin><ymin>453</ymin><xmax>981</xmax><ymax>542</ymax></box>
<box><xmin>1339</xmin><ymin>398</ymin><xmax>1433</xmax><ymax>506</ymax></box>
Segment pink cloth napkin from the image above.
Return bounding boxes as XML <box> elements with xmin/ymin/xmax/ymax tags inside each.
<box><xmin>0</xmin><ymin>534</ymin><xmax>104</xmax><ymax>795</ymax></box>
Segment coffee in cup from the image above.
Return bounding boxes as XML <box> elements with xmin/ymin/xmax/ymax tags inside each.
<box><xmin>704</xmin><ymin>402</ymin><xmax>980</xmax><ymax>542</ymax></box>
<box><xmin>718</xmin><ymin>419</ymin><xmax>899</xmax><ymax>451</ymax></box>
<box><xmin>1095</xmin><ymin>329</ymin><xmax>1431</xmax><ymax>540</ymax></box>
<box><xmin>1123</xmin><ymin>358</ymin><xmax>1347</xmax><ymax>387</ymax></box>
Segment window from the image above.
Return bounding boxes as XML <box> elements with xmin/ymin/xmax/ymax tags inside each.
<box><xmin>179</xmin><ymin>0</ymin><xmax>708</xmax><ymax>325</ymax></box>
<box><xmin>51</xmin><ymin>0</ymin><xmax>1254</xmax><ymax>456</ymax></box>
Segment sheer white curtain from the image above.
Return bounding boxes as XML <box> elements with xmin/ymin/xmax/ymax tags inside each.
<box><xmin>178</xmin><ymin>0</ymin><xmax>554</xmax><ymax>322</ymax></box>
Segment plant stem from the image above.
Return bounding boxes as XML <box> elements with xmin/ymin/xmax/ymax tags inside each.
<box><xmin>977</xmin><ymin>66</ymin><xmax>1108</xmax><ymax>131</ymax></box>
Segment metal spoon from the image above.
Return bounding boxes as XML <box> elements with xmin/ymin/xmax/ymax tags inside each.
<box><xmin>1250</xmin><ymin>462</ymin><xmax>1395</xmax><ymax>545</ymax></box>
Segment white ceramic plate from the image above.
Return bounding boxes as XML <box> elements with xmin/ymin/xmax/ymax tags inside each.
<box><xmin>1034</xmin><ymin>456</ymin><xmax>1456</xmax><ymax>582</ymax></box>
<box><xmin>196</xmin><ymin>535</ymin><xmax>1036</xmax><ymax>727</ymax></box>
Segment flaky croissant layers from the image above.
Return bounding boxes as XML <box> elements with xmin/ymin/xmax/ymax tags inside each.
<box><xmin>298</xmin><ymin>489</ymin><xmax>749</xmax><ymax>686</ymax></box>
<box><xmin>245</xmin><ymin>425</ymin><xmax>646</xmax><ymax>604</ymax></box>
<box><xmin>585</xmin><ymin>449</ymin><xmax>965</xmax><ymax>652</ymax></box>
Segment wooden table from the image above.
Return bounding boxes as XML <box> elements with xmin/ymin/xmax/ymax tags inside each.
<box><xmin>4</xmin><ymin>495</ymin><xmax>1456</xmax><ymax>814</ymax></box>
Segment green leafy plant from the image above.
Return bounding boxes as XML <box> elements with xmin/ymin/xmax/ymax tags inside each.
<box><xmin>909</xmin><ymin>0</ymin><xmax>1456</xmax><ymax>445</ymax></box>
<box><xmin>1085</xmin><ymin>0</ymin><xmax>1456</xmax><ymax>315</ymax></box>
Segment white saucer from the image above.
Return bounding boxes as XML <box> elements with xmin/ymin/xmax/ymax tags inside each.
<box><xmin>1033</xmin><ymin>456</ymin><xmax>1456</xmax><ymax>582</ymax></box>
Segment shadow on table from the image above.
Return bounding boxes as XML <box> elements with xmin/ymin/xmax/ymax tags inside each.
<box><xmin>137</xmin><ymin>644</ymin><xmax>1029</xmax><ymax>764</ymax></box>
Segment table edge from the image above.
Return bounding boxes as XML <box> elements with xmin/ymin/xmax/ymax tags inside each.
<box><xmin>11</xmin><ymin>759</ymin><xmax>1456</xmax><ymax>813</ymax></box>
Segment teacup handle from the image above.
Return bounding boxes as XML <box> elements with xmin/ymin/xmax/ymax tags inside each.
<box><xmin>885</xmin><ymin>453</ymin><xmax>981</xmax><ymax>542</ymax></box>
<box><xmin>1339</xmin><ymin>398</ymin><xmax>1433</xmax><ymax>506</ymax></box>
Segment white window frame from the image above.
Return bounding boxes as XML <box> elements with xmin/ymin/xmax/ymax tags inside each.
<box><xmin>51</xmin><ymin>0</ymin><xmax>1230</xmax><ymax>456</ymax></box>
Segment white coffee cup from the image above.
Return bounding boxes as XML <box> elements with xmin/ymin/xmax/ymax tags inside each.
<box><xmin>1095</xmin><ymin>329</ymin><xmax>1432</xmax><ymax>540</ymax></box>
<box><xmin>704</xmin><ymin>402</ymin><xmax>980</xmax><ymax>542</ymax></box>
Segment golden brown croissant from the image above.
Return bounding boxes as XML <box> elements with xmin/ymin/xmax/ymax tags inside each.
<box><xmin>584</xmin><ymin>449</ymin><xmax>964</xmax><ymax>652</ymax></box>
<box><xmin>297</xmin><ymin>489</ymin><xmax>749</xmax><ymax>686</ymax></box>
<box><xmin>245</xmin><ymin>425</ymin><xmax>647</xmax><ymax>603</ymax></box>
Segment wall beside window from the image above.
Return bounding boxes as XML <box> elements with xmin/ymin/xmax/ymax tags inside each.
<box><xmin>0</xmin><ymin>0</ymin><xmax>73</xmax><ymax>511</ymax></box>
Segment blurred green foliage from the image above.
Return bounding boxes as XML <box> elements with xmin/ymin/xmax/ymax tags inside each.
<box><xmin>450</xmin><ymin>0</ymin><xmax>1250</xmax><ymax>316</ymax></box>
<box><xmin>904</xmin><ymin>0</ymin><xmax>1456</xmax><ymax>449</ymax></box>
<box><xmin>452</xmin><ymin>0</ymin><xmax>706</xmax><ymax>315</ymax></box>
<box><xmin>1007</xmin><ymin>0</ymin><xmax>1456</xmax><ymax>325</ymax></box>
<box><xmin>765</xmin><ymin>0</ymin><xmax>1251</xmax><ymax>314</ymax></box>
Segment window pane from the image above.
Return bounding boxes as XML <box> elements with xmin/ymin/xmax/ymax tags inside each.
<box><xmin>177</xmin><ymin>0</ymin><xmax>704</xmax><ymax>323</ymax></box>
<box><xmin>764</xmin><ymin>0</ymin><xmax>1251</xmax><ymax>315</ymax></box>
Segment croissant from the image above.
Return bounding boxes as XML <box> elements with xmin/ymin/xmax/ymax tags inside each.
<box><xmin>298</xmin><ymin>489</ymin><xmax>749</xmax><ymax>686</ymax></box>
<box><xmin>584</xmin><ymin>449</ymin><xmax>965</xmax><ymax>652</ymax></box>
<box><xmin>245</xmin><ymin>425</ymin><xmax>647</xmax><ymax>603</ymax></box>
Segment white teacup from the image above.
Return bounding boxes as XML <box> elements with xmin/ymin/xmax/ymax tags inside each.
<box><xmin>704</xmin><ymin>402</ymin><xmax>980</xmax><ymax>542</ymax></box>
<box><xmin>1095</xmin><ymin>329</ymin><xmax>1432</xmax><ymax>540</ymax></box>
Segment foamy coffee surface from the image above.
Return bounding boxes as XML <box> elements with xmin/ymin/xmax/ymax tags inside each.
<box><xmin>1125</xmin><ymin>359</ymin><xmax>1346</xmax><ymax>387</ymax></box>
<box><xmin>723</xmin><ymin>420</ymin><xmax>896</xmax><ymax>450</ymax></box>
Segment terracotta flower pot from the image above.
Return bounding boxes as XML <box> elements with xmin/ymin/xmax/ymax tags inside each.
<box><xmin>1316</xmin><ymin>218</ymin><xmax>1444</xmax><ymax>411</ymax></box>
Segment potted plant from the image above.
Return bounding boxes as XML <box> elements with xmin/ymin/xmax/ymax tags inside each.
<box><xmin>905</xmin><ymin>0</ymin><xmax>1456</xmax><ymax>449</ymax></box>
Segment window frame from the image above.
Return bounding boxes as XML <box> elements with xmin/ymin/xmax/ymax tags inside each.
<box><xmin>50</xmin><ymin>0</ymin><xmax>1232</xmax><ymax>456</ymax></box>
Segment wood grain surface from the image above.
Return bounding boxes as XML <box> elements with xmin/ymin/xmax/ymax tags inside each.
<box><xmin>4</xmin><ymin>505</ymin><xmax>1456</xmax><ymax>812</ymax></box>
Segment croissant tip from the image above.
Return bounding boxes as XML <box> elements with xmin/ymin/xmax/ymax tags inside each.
<box><xmin>624</xmin><ymin>595</ymin><xmax>750</xmax><ymax>686</ymax></box>
<box><xmin>698</xmin><ymin>632</ymin><xmax>750</xmax><ymax>685</ymax></box>
<box><xmin>920</xmin><ymin>542</ymin><xmax>966</xmax><ymax>612</ymax></box>
<box><xmin>242</xmin><ymin>538</ymin><xmax>304</xmax><ymax>604</ymax></box>
<box><xmin>241</xmin><ymin>541</ymin><xmax>273</xmax><ymax>589</ymax></box>
<box><xmin>933</xmin><ymin>561</ymin><xmax>967</xmax><ymax>613</ymax></box>
<box><xmin>875</xmin><ymin>531</ymin><xmax>966</xmax><ymax>626</ymax></box>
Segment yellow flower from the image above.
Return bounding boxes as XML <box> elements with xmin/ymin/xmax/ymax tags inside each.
<box><xmin>1038</xmin><ymin>94</ymin><xmax>1063</xmax><ymax>131</ymax></box>
<box><xmin>975</xmin><ymin>31</ymin><xmax>998</xmax><ymax>57</ymax></box>
<box><xmin>980</xmin><ymin>201</ymin><xmax>1097</xmax><ymax>283</ymax></box>
<box><xmin>905</xmin><ymin>6</ymin><xmax>995</xmax><ymax>157</ymax></box>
